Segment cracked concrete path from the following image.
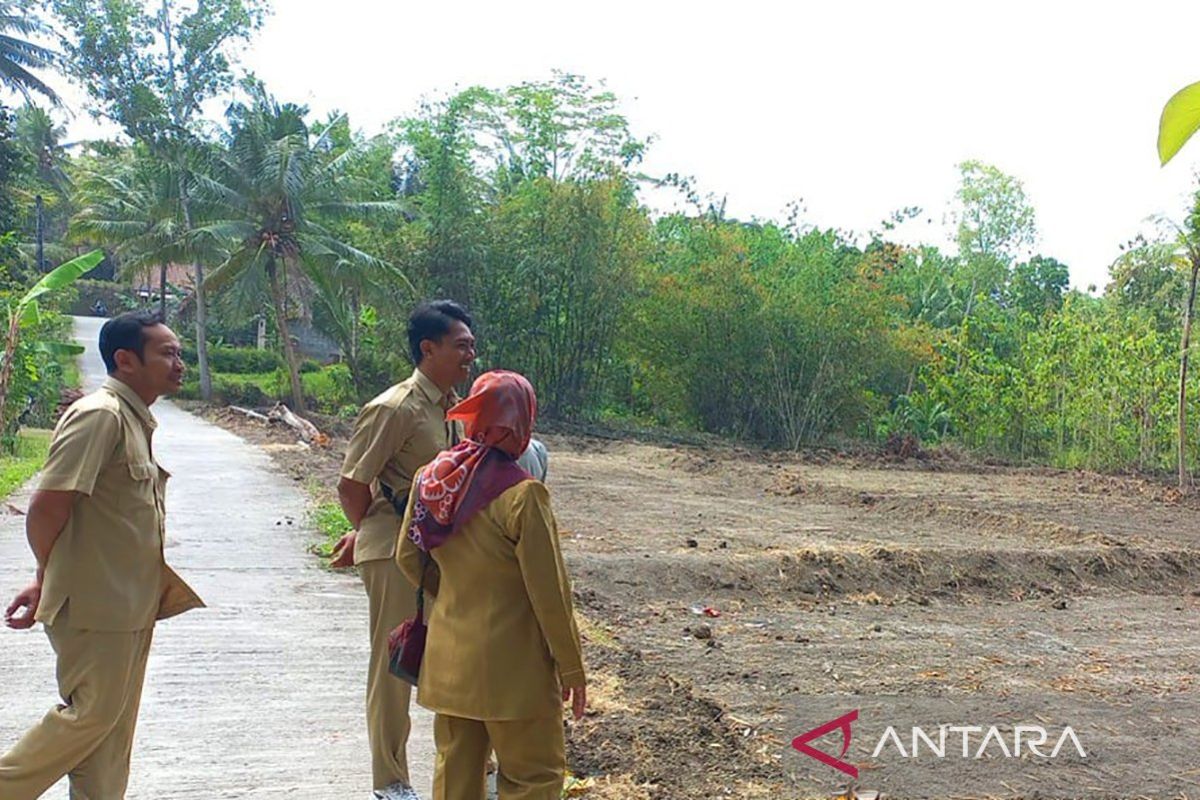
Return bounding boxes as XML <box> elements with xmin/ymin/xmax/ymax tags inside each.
<box><xmin>0</xmin><ymin>316</ymin><xmax>434</xmax><ymax>798</ymax></box>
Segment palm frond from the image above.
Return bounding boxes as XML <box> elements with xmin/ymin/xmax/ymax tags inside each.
<box><xmin>0</xmin><ymin>56</ymin><xmax>59</xmax><ymax>105</ymax></box>
<box><xmin>203</xmin><ymin>243</ymin><xmax>270</xmax><ymax>295</ymax></box>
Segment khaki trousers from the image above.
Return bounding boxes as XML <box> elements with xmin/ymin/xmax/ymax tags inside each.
<box><xmin>432</xmin><ymin>714</ymin><xmax>565</xmax><ymax>800</ymax></box>
<box><xmin>360</xmin><ymin>557</ymin><xmax>417</xmax><ymax>790</ymax></box>
<box><xmin>0</xmin><ymin>608</ymin><xmax>154</xmax><ymax>800</ymax></box>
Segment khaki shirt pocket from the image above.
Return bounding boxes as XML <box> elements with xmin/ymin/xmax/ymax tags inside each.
<box><xmin>127</xmin><ymin>461</ymin><xmax>157</xmax><ymax>481</ymax></box>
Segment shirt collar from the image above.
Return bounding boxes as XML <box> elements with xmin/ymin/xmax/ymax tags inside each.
<box><xmin>102</xmin><ymin>377</ymin><xmax>158</xmax><ymax>432</ymax></box>
<box><xmin>412</xmin><ymin>368</ymin><xmax>457</xmax><ymax>409</ymax></box>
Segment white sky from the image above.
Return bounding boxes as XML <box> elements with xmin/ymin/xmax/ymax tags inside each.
<box><xmin>25</xmin><ymin>0</ymin><xmax>1200</xmax><ymax>291</ymax></box>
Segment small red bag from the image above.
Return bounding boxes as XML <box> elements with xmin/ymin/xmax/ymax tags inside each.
<box><xmin>388</xmin><ymin>550</ymin><xmax>430</xmax><ymax>686</ymax></box>
<box><xmin>388</xmin><ymin>615</ymin><xmax>426</xmax><ymax>686</ymax></box>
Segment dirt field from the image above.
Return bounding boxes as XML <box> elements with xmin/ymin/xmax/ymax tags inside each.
<box><xmin>194</xmin><ymin>406</ymin><xmax>1200</xmax><ymax>800</ymax></box>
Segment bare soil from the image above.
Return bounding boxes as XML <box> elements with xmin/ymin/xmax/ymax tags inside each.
<box><xmin>192</xmin><ymin>405</ymin><xmax>1200</xmax><ymax>800</ymax></box>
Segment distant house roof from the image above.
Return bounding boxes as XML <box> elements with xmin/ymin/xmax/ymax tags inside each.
<box><xmin>131</xmin><ymin>264</ymin><xmax>196</xmax><ymax>295</ymax></box>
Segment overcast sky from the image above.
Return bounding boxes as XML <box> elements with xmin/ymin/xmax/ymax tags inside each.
<box><xmin>27</xmin><ymin>0</ymin><xmax>1200</xmax><ymax>291</ymax></box>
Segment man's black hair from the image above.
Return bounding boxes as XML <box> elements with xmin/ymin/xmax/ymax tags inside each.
<box><xmin>407</xmin><ymin>300</ymin><xmax>473</xmax><ymax>365</ymax></box>
<box><xmin>99</xmin><ymin>310</ymin><xmax>164</xmax><ymax>374</ymax></box>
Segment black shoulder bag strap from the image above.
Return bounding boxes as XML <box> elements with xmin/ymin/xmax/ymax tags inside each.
<box><xmin>378</xmin><ymin>482</ymin><xmax>409</xmax><ymax>517</ymax></box>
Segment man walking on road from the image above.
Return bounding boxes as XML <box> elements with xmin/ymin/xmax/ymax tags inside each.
<box><xmin>0</xmin><ymin>310</ymin><xmax>204</xmax><ymax>799</ymax></box>
<box><xmin>334</xmin><ymin>300</ymin><xmax>475</xmax><ymax>800</ymax></box>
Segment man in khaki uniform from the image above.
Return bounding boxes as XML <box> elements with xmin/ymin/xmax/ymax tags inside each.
<box><xmin>334</xmin><ymin>300</ymin><xmax>475</xmax><ymax>800</ymax></box>
<box><xmin>1</xmin><ymin>310</ymin><xmax>204</xmax><ymax>799</ymax></box>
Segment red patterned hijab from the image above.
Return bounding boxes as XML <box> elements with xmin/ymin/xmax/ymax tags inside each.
<box><xmin>408</xmin><ymin>371</ymin><xmax>536</xmax><ymax>551</ymax></box>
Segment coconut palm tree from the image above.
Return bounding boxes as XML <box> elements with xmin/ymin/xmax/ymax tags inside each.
<box><xmin>15</xmin><ymin>103</ymin><xmax>77</xmax><ymax>272</ymax></box>
<box><xmin>193</xmin><ymin>84</ymin><xmax>405</xmax><ymax>411</ymax></box>
<box><xmin>71</xmin><ymin>147</ymin><xmax>193</xmax><ymax>319</ymax></box>
<box><xmin>16</xmin><ymin>104</ymin><xmax>71</xmax><ymax>189</ymax></box>
<box><xmin>0</xmin><ymin>3</ymin><xmax>61</xmax><ymax>106</ymax></box>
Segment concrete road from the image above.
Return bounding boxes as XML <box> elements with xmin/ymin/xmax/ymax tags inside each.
<box><xmin>0</xmin><ymin>316</ymin><xmax>434</xmax><ymax>798</ymax></box>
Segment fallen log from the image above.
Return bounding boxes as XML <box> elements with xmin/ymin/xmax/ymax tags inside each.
<box><xmin>267</xmin><ymin>402</ymin><xmax>330</xmax><ymax>446</ymax></box>
<box><xmin>229</xmin><ymin>405</ymin><xmax>272</xmax><ymax>423</ymax></box>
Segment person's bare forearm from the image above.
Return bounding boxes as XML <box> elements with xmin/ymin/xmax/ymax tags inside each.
<box><xmin>25</xmin><ymin>490</ymin><xmax>75</xmax><ymax>582</ymax></box>
<box><xmin>337</xmin><ymin>478</ymin><xmax>372</xmax><ymax>530</ymax></box>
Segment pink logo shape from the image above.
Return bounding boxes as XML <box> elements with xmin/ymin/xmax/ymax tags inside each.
<box><xmin>792</xmin><ymin>709</ymin><xmax>859</xmax><ymax>779</ymax></box>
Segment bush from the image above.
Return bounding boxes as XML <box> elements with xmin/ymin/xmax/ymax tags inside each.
<box><xmin>177</xmin><ymin>373</ymin><xmax>271</xmax><ymax>407</ymax></box>
<box><xmin>302</xmin><ymin>364</ymin><xmax>356</xmax><ymax>414</ymax></box>
<box><xmin>0</xmin><ymin>302</ymin><xmax>77</xmax><ymax>443</ymax></box>
<box><xmin>182</xmin><ymin>345</ymin><xmax>283</xmax><ymax>374</ymax></box>
<box><xmin>350</xmin><ymin>350</ymin><xmax>405</xmax><ymax>398</ymax></box>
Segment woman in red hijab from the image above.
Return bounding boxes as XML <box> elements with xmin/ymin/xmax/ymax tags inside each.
<box><xmin>396</xmin><ymin>370</ymin><xmax>586</xmax><ymax>800</ymax></box>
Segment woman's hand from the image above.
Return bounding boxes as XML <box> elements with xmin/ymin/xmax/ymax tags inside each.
<box><xmin>562</xmin><ymin>684</ymin><xmax>587</xmax><ymax>721</ymax></box>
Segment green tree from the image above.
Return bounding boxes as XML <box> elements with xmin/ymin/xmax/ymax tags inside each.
<box><xmin>1169</xmin><ymin>197</ymin><xmax>1200</xmax><ymax>490</ymax></box>
<box><xmin>478</xmin><ymin>176</ymin><xmax>648</xmax><ymax>417</ymax></box>
<box><xmin>15</xmin><ymin>104</ymin><xmax>69</xmax><ymax>191</ymax></box>
<box><xmin>1106</xmin><ymin>235</ymin><xmax>1184</xmax><ymax>332</ymax></box>
<box><xmin>50</xmin><ymin>0</ymin><xmax>268</xmax><ymax>400</ymax></box>
<box><xmin>397</xmin><ymin>90</ymin><xmax>488</xmax><ymax>305</ymax></box>
<box><xmin>14</xmin><ymin>103</ymin><xmax>75</xmax><ymax>273</ymax></box>
<box><xmin>471</xmin><ymin>72</ymin><xmax>646</xmax><ymax>187</ymax></box>
<box><xmin>952</xmin><ymin>160</ymin><xmax>1038</xmax><ymax>320</ymax></box>
<box><xmin>195</xmin><ymin>86</ymin><xmax>402</xmax><ymax>411</ymax></box>
<box><xmin>1008</xmin><ymin>254</ymin><xmax>1069</xmax><ymax>317</ymax></box>
<box><xmin>0</xmin><ymin>105</ymin><xmax>28</xmax><ymax>291</ymax></box>
<box><xmin>71</xmin><ymin>144</ymin><xmax>190</xmax><ymax>319</ymax></box>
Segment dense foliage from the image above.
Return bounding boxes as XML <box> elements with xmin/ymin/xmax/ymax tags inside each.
<box><xmin>6</xmin><ymin>3</ymin><xmax>1200</xmax><ymax>479</ymax></box>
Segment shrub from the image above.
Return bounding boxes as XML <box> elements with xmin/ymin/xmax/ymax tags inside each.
<box><xmin>182</xmin><ymin>345</ymin><xmax>283</xmax><ymax>374</ymax></box>
<box><xmin>302</xmin><ymin>364</ymin><xmax>356</xmax><ymax>414</ymax></box>
<box><xmin>177</xmin><ymin>374</ymin><xmax>271</xmax><ymax>407</ymax></box>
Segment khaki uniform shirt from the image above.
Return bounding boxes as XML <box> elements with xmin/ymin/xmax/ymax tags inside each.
<box><xmin>340</xmin><ymin>369</ymin><xmax>459</xmax><ymax>564</ymax></box>
<box><xmin>397</xmin><ymin>479</ymin><xmax>586</xmax><ymax>721</ymax></box>
<box><xmin>36</xmin><ymin>378</ymin><xmax>204</xmax><ymax>631</ymax></box>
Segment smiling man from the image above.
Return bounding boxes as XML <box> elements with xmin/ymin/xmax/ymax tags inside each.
<box><xmin>0</xmin><ymin>310</ymin><xmax>204</xmax><ymax>799</ymax></box>
<box><xmin>334</xmin><ymin>300</ymin><xmax>475</xmax><ymax>800</ymax></box>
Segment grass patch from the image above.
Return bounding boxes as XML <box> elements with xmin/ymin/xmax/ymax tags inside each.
<box><xmin>0</xmin><ymin>429</ymin><xmax>52</xmax><ymax>501</ymax></box>
<box><xmin>578</xmin><ymin>614</ymin><xmax>621</xmax><ymax>651</ymax></box>
<box><xmin>64</xmin><ymin>361</ymin><xmax>82</xmax><ymax>390</ymax></box>
<box><xmin>309</xmin><ymin>501</ymin><xmax>352</xmax><ymax>558</ymax></box>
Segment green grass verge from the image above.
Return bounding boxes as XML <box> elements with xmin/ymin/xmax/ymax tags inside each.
<box><xmin>64</xmin><ymin>361</ymin><xmax>82</xmax><ymax>390</ymax></box>
<box><xmin>309</xmin><ymin>501</ymin><xmax>352</xmax><ymax>558</ymax></box>
<box><xmin>0</xmin><ymin>429</ymin><xmax>52</xmax><ymax>501</ymax></box>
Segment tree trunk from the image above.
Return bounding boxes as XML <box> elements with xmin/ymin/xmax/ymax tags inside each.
<box><xmin>269</xmin><ymin>262</ymin><xmax>305</xmax><ymax>412</ymax></box>
<box><xmin>178</xmin><ymin>184</ymin><xmax>212</xmax><ymax>401</ymax></box>
<box><xmin>1178</xmin><ymin>260</ymin><xmax>1199</xmax><ymax>490</ymax></box>
<box><xmin>159</xmin><ymin>262</ymin><xmax>167</xmax><ymax>321</ymax></box>
<box><xmin>0</xmin><ymin>312</ymin><xmax>22</xmax><ymax>440</ymax></box>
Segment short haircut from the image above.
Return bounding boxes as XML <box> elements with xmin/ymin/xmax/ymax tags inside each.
<box><xmin>99</xmin><ymin>310</ymin><xmax>164</xmax><ymax>374</ymax></box>
<box><xmin>407</xmin><ymin>300</ymin><xmax>473</xmax><ymax>365</ymax></box>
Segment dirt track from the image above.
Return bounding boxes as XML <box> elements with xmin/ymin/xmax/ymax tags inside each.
<box><xmin>550</xmin><ymin>438</ymin><xmax>1200</xmax><ymax>800</ymax></box>
<box><xmin>193</xmin><ymin>408</ymin><xmax>1200</xmax><ymax>800</ymax></box>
